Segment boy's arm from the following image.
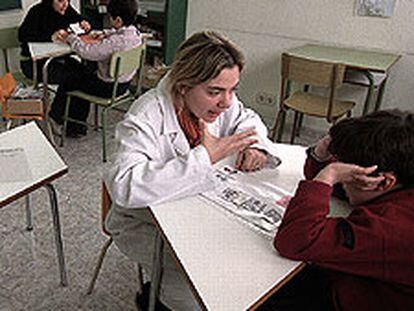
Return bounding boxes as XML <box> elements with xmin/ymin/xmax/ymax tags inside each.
<box><xmin>274</xmin><ymin>165</ymin><xmax>387</xmax><ymax>280</ymax></box>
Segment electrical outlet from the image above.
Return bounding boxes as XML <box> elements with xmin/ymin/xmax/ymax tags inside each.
<box><xmin>255</xmin><ymin>92</ymin><xmax>275</xmax><ymax>106</ymax></box>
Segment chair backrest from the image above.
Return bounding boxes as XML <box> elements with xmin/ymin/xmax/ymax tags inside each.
<box><xmin>101</xmin><ymin>182</ymin><xmax>112</xmax><ymax>236</ymax></box>
<box><xmin>281</xmin><ymin>53</ymin><xmax>345</xmax><ymax>88</ymax></box>
<box><xmin>0</xmin><ymin>27</ymin><xmax>20</xmax><ymax>72</ymax></box>
<box><xmin>109</xmin><ymin>43</ymin><xmax>146</xmax><ymax>98</ymax></box>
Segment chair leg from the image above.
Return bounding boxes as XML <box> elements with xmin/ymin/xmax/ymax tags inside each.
<box><xmin>101</xmin><ymin>107</ymin><xmax>108</xmax><ymax>162</ymax></box>
<box><xmin>86</xmin><ymin>237</ymin><xmax>113</xmax><ymax>295</ymax></box>
<box><xmin>290</xmin><ymin>111</ymin><xmax>300</xmax><ymax>144</ymax></box>
<box><xmin>137</xmin><ymin>263</ymin><xmax>145</xmax><ymax>292</ymax></box>
<box><xmin>94</xmin><ymin>104</ymin><xmax>99</xmax><ymax>131</ymax></box>
<box><xmin>25</xmin><ymin>194</ymin><xmax>33</xmax><ymax>231</ymax></box>
<box><xmin>61</xmin><ymin>96</ymin><xmax>72</xmax><ymax>147</ymax></box>
<box><xmin>270</xmin><ymin>108</ymin><xmax>286</xmax><ymax>142</ymax></box>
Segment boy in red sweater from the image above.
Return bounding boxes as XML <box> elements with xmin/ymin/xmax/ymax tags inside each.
<box><xmin>271</xmin><ymin>110</ymin><xmax>414</xmax><ymax>311</ymax></box>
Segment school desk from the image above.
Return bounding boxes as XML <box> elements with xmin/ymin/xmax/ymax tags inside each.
<box><xmin>148</xmin><ymin>143</ymin><xmax>313</xmax><ymax>310</ymax></box>
<box><xmin>0</xmin><ymin>122</ymin><xmax>69</xmax><ymax>286</ymax></box>
<box><xmin>285</xmin><ymin>44</ymin><xmax>401</xmax><ymax>115</ymax></box>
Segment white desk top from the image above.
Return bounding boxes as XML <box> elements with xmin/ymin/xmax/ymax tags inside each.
<box><xmin>0</xmin><ymin>122</ymin><xmax>68</xmax><ymax>208</ymax></box>
<box><xmin>150</xmin><ymin>144</ymin><xmax>308</xmax><ymax>310</ymax></box>
<box><xmin>29</xmin><ymin>42</ymin><xmax>72</xmax><ymax>61</ymax></box>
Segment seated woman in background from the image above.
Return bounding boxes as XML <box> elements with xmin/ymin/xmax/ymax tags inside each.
<box><xmin>104</xmin><ymin>30</ymin><xmax>281</xmax><ymax>310</ymax></box>
<box><xmin>18</xmin><ymin>0</ymin><xmax>90</xmax><ymax>83</ymax></box>
<box><xmin>48</xmin><ymin>0</ymin><xmax>141</xmax><ymax>137</ymax></box>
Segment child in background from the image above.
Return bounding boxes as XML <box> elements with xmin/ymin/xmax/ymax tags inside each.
<box><xmin>49</xmin><ymin>0</ymin><xmax>141</xmax><ymax>137</ymax></box>
<box><xmin>270</xmin><ymin>110</ymin><xmax>414</xmax><ymax>310</ymax></box>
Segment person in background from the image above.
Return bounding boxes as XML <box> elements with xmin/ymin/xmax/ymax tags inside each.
<box><xmin>48</xmin><ymin>0</ymin><xmax>141</xmax><ymax>137</ymax></box>
<box><xmin>18</xmin><ymin>0</ymin><xmax>90</xmax><ymax>83</ymax></box>
<box><xmin>269</xmin><ymin>109</ymin><xmax>414</xmax><ymax>310</ymax></box>
<box><xmin>104</xmin><ymin>31</ymin><xmax>282</xmax><ymax>310</ymax></box>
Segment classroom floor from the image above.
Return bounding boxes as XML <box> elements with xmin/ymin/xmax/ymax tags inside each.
<box><xmin>0</xmin><ymin>112</ymin><xmax>322</xmax><ymax>311</ymax></box>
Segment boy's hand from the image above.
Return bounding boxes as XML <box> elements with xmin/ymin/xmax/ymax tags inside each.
<box><xmin>80</xmin><ymin>20</ymin><xmax>91</xmax><ymax>32</ymax></box>
<box><xmin>314</xmin><ymin>162</ymin><xmax>385</xmax><ymax>189</ymax></box>
<box><xmin>314</xmin><ymin>135</ymin><xmax>332</xmax><ymax>161</ymax></box>
<box><xmin>235</xmin><ymin>148</ymin><xmax>267</xmax><ymax>172</ymax></box>
<box><xmin>200</xmin><ymin>119</ymin><xmax>258</xmax><ymax>164</ymax></box>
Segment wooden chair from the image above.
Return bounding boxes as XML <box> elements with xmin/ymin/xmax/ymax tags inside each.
<box><xmin>271</xmin><ymin>53</ymin><xmax>355</xmax><ymax>143</ymax></box>
<box><xmin>344</xmin><ymin>69</ymin><xmax>387</xmax><ymax>115</ymax></box>
<box><xmin>61</xmin><ymin>44</ymin><xmax>146</xmax><ymax>162</ymax></box>
<box><xmin>87</xmin><ymin>182</ymin><xmax>144</xmax><ymax>294</ymax></box>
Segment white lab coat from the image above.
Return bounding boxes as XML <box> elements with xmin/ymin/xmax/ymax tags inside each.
<box><xmin>105</xmin><ymin>75</ymin><xmax>279</xmax><ymax>209</ymax></box>
<box><xmin>104</xmin><ymin>75</ymin><xmax>278</xmax><ymax>310</ymax></box>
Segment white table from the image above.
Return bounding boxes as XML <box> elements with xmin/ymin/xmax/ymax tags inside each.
<box><xmin>149</xmin><ymin>143</ymin><xmax>309</xmax><ymax>310</ymax></box>
<box><xmin>0</xmin><ymin>122</ymin><xmax>69</xmax><ymax>285</ymax></box>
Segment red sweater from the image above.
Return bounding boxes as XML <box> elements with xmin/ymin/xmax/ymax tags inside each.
<box><xmin>274</xmin><ymin>157</ymin><xmax>414</xmax><ymax>311</ymax></box>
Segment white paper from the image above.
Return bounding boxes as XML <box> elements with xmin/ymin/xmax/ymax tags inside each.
<box><xmin>201</xmin><ymin>166</ymin><xmax>292</xmax><ymax>239</ymax></box>
<box><xmin>0</xmin><ymin>148</ymin><xmax>32</xmax><ymax>182</ymax></box>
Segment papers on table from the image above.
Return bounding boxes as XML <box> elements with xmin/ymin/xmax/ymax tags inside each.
<box><xmin>29</xmin><ymin>42</ymin><xmax>72</xmax><ymax>60</ymax></box>
<box><xmin>201</xmin><ymin>166</ymin><xmax>292</xmax><ymax>239</ymax></box>
<box><xmin>0</xmin><ymin>147</ymin><xmax>32</xmax><ymax>182</ymax></box>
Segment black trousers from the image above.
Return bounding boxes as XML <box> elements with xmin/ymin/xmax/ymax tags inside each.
<box><xmin>257</xmin><ymin>265</ymin><xmax>335</xmax><ymax>311</ymax></box>
<box><xmin>49</xmin><ymin>60</ymin><xmax>129</xmax><ymax>125</ymax></box>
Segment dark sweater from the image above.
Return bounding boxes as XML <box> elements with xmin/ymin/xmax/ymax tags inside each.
<box><xmin>18</xmin><ymin>2</ymin><xmax>83</xmax><ymax>57</ymax></box>
<box><xmin>274</xmin><ymin>156</ymin><xmax>414</xmax><ymax>311</ymax></box>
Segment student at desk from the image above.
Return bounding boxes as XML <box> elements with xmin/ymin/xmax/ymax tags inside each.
<box><xmin>272</xmin><ymin>110</ymin><xmax>414</xmax><ymax>310</ymax></box>
<box><xmin>105</xmin><ymin>31</ymin><xmax>281</xmax><ymax>310</ymax></box>
<box><xmin>18</xmin><ymin>0</ymin><xmax>90</xmax><ymax>83</ymax></box>
<box><xmin>48</xmin><ymin>0</ymin><xmax>141</xmax><ymax>137</ymax></box>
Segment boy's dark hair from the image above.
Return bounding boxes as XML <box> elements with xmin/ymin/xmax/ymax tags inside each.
<box><xmin>107</xmin><ymin>0</ymin><xmax>138</xmax><ymax>26</ymax></box>
<box><xmin>328</xmin><ymin>109</ymin><xmax>414</xmax><ymax>185</ymax></box>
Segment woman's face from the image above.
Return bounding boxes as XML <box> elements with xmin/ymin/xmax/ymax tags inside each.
<box><xmin>52</xmin><ymin>0</ymin><xmax>69</xmax><ymax>15</ymax></box>
<box><xmin>181</xmin><ymin>66</ymin><xmax>240</xmax><ymax>123</ymax></box>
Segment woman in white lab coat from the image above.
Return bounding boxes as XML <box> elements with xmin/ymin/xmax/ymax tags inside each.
<box><xmin>104</xmin><ymin>31</ymin><xmax>280</xmax><ymax>310</ymax></box>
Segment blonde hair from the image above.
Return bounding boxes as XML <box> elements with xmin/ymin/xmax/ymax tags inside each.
<box><xmin>167</xmin><ymin>31</ymin><xmax>245</xmax><ymax>97</ymax></box>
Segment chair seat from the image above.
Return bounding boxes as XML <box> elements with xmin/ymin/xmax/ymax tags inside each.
<box><xmin>66</xmin><ymin>89</ymin><xmax>131</xmax><ymax>107</ymax></box>
<box><xmin>344</xmin><ymin>69</ymin><xmax>387</xmax><ymax>87</ymax></box>
<box><xmin>284</xmin><ymin>91</ymin><xmax>355</xmax><ymax>118</ymax></box>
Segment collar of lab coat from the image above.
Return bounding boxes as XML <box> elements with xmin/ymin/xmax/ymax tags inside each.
<box><xmin>155</xmin><ymin>74</ymin><xmax>181</xmax><ymax>136</ymax></box>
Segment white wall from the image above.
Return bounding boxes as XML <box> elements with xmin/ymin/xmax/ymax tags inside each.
<box><xmin>187</xmin><ymin>0</ymin><xmax>414</xmax><ymax>131</ymax></box>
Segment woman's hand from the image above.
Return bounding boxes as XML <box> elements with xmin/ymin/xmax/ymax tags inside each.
<box><xmin>200</xmin><ymin>119</ymin><xmax>258</xmax><ymax>164</ymax></box>
<box><xmin>235</xmin><ymin>148</ymin><xmax>267</xmax><ymax>172</ymax></box>
<box><xmin>80</xmin><ymin>20</ymin><xmax>91</xmax><ymax>32</ymax></box>
<box><xmin>52</xmin><ymin>29</ymin><xmax>69</xmax><ymax>42</ymax></box>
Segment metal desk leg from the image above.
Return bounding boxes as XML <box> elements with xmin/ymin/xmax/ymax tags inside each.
<box><xmin>362</xmin><ymin>71</ymin><xmax>375</xmax><ymax>116</ymax></box>
<box><xmin>42</xmin><ymin>58</ymin><xmax>57</xmax><ymax>146</ymax></box>
<box><xmin>25</xmin><ymin>194</ymin><xmax>33</xmax><ymax>231</ymax></box>
<box><xmin>45</xmin><ymin>183</ymin><xmax>68</xmax><ymax>286</ymax></box>
<box><xmin>149</xmin><ymin>231</ymin><xmax>164</xmax><ymax>311</ymax></box>
<box><xmin>374</xmin><ymin>77</ymin><xmax>388</xmax><ymax>112</ymax></box>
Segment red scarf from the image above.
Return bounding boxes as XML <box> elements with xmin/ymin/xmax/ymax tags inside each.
<box><xmin>177</xmin><ymin>108</ymin><xmax>201</xmax><ymax>148</ymax></box>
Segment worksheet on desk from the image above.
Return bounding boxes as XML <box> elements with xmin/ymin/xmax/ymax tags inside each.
<box><xmin>200</xmin><ymin>166</ymin><xmax>293</xmax><ymax>239</ymax></box>
<box><xmin>0</xmin><ymin>147</ymin><xmax>32</xmax><ymax>182</ymax></box>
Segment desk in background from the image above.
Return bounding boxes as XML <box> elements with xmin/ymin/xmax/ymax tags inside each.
<box><xmin>0</xmin><ymin>122</ymin><xmax>68</xmax><ymax>285</ymax></box>
<box><xmin>149</xmin><ymin>144</ymin><xmax>309</xmax><ymax>310</ymax></box>
<box><xmin>285</xmin><ymin>44</ymin><xmax>401</xmax><ymax>115</ymax></box>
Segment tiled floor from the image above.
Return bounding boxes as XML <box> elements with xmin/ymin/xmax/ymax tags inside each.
<box><xmin>0</xmin><ymin>113</ymin><xmax>323</xmax><ymax>311</ymax></box>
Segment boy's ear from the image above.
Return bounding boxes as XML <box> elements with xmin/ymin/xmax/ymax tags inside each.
<box><xmin>376</xmin><ymin>172</ymin><xmax>397</xmax><ymax>192</ymax></box>
<box><xmin>114</xmin><ymin>16</ymin><xmax>123</xmax><ymax>27</ymax></box>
